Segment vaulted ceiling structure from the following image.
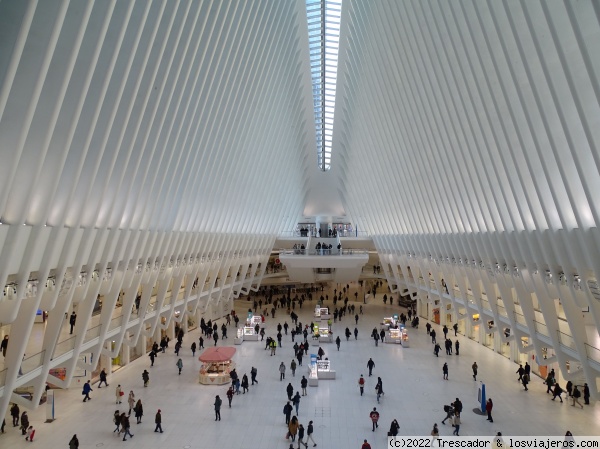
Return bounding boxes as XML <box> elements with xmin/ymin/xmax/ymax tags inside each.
<box><xmin>0</xmin><ymin>0</ymin><xmax>600</xmax><ymax>418</ymax></box>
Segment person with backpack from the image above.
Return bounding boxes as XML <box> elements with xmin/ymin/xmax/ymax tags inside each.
<box><xmin>441</xmin><ymin>404</ymin><xmax>454</xmax><ymax>425</ymax></box>
<box><xmin>552</xmin><ymin>383</ymin><xmax>564</xmax><ymax>403</ymax></box>
<box><xmin>358</xmin><ymin>374</ymin><xmax>365</xmax><ymax>396</ymax></box>
<box><xmin>369</xmin><ymin>407</ymin><xmax>380</xmax><ymax>431</ymax></box>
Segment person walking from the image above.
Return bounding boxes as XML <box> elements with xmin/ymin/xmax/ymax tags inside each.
<box><xmin>486</xmin><ymin>398</ymin><xmax>493</xmax><ymax>422</ymax></box>
<box><xmin>572</xmin><ymin>386</ymin><xmax>584</xmax><ymax>408</ymax></box>
<box><xmin>1</xmin><ymin>335</ymin><xmax>8</xmax><ymax>357</ymax></box>
<box><xmin>25</xmin><ymin>425</ymin><xmax>35</xmax><ymax>441</ymax></box>
<box><xmin>335</xmin><ymin>336</ymin><xmax>341</xmax><ymax>351</ymax></box>
<box><xmin>442</xmin><ymin>363</ymin><xmax>448</xmax><ymax>380</ymax></box>
<box><xmin>358</xmin><ymin>374</ymin><xmax>365</xmax><ymax>396</ymax></box>
<box><xmin>10</xmin><ymin>403</ymin><xmax>19</xmax><ymax>427</ymax></box>
<box><xmin>431</xmin><ymin>329</ymin><xmax>436</xmax><ymax>344</ymax></box>
<box><xmin>113</xmin><ymin>410</ymin><xmax>121</xmax><ymax>433</ymax></box>
<box><xmin>154</xmin><ymin>409</ymin><xmax>163</xmax><ymax>433</ymax></box>
<box><xmin>251</xmin><ymin>366</ymin><xmax>258</xmax><ymax>384</ymax></box>
<box><xmin>149</xmin><ymin>350</ymin><xmax>156</xmax><ymax>366</ymax></box>
<box><xmin>375</xmin><ymin>378</ymin><xmax>383</xmax><ymax>403</ymax></box>
<box><xmin>522</xmin><ymin>372</ymin><xmax>529</xmax><ymax>391</ymax></box>
<box><xmin>472</xmin><ymin>362</ymin><xmax>478</xmax><ymax>381</ymax></box>
<box><xmin>191</xmin><ymin>342</ymin><xmax>197</xmax><ymax>356</ymax></box>
<box><xmin>176</xmin><ymin>358</ymin><xmax>183</xmax><ymax>375</ymax></box>
<box><xmin>516</xmin><ymin>365</ymin><xmax>524</xmax><ymax>382</ymax></box>
<box><xmin>69</xmin><ymin>434</ymin><xmax>79</xmax><ymax>449</ymax></box>
<box><xmin>128</xmin><ymin>391</ymin><xmax>135</xmax><ymax>415</ymax></box>
<box><xmin>134</xmin><ymin>399</ymin><xmax>143</xmax><ymax>424</ymax></box>
<box><xmin>369</xmin><ymin>407</ymin><xmax>380</xmax><ymax>431</ymax></box>
<box><xmin>284</xmin><ymin>401</ymin><xmax>293</xmax><ymax>425</ymax></box>
<box><xmin>279</xmin><ymin>362</ymin><xmax>286</xmax><ymax>381</ymax></box>
<box><xmin>354</xmin><ymin>327</ymin><xmax>358</xmax><ymax>340</ymax></box>
<box><xmin>389</xmin><ymin>419</ymin><xmax>400</xmax><ymax>437</ymax></box>
<box><xmin>226</xmin><ymin>386</ymin><xmax>234</xmax><ymax>407</ymax></box>
<box><xmin>82</xmin><ymin>380</ymin><xmax>93</xmax><ymax>402</ymax></box>
<box><xmin>291</xmin><ymin>359</ymin><xmax>297</xmax><ymax>377</ymax></box>
<box><xmin>301</xmin><ymin>376</ymin><xmax>308</xmax><ymax>396</ymax></box>
<box><xmin>288</xmin><ymin>416</ymin><xmax>299</xmax><ymax>442</ymax></box>
<box><xmin>214</xmin><ymin>395</ymin><xmax>222</xmax><ymax>421</ymax></box>
<box><xmin>98</xmin><ymin>368</ymin><xmax>109</xmax><ymax>387</ymax></box>
<box><xmin>121</xmin><ymin>413</ymin><xmax>134</xmax><ymax>441</ymax></box>
<box><xmin>69</xmin><ymin>311</ymin><xmax>77</xmax><ymax>334</ymax></box>
<box><xmin>367</xmin><ymin>358</ymin><xmax>375</xmax><ymax>376</ymax></box>
<box><xmin>20</xmin><ymin>412</ymin><xmax>29</xmax><ymax>435</ymax></box>
<box><xmin>430</xmin><ymin>423</ymin><xmax>439</xmax><ymax>443</ymax></box>
<box><xmin>583</xmin><ymin>383</ymin><xmax>590</xmax><ymax>404</ymax></box>
<box><xmin>441</xmin><ymin>404</ymin><xmax>454</xmax><ymax>425</ymax></box>
<box><xmin>116</xmin><ymin>385</ymin><xmax>123</xmax><ymax>404</ymax></box>
<box><xmin>241</xmin><ymin>373</ymin><xmax>249</xmax><ymax>394</ymax></box>
<box><xmin>362</xmin><ymin>440</ymin><xmax>372</xmax><ymax>449</ymax></box>
<box><xmin>293</xmin><ymin>391</ymin><xmax>301</xmax><ymax>415</ymax></box>
<box><xmin>455</xmin><ymin>340</ymin><xmax>460</xmax><ymax>355</ymax></box>
<box><xmin>142</xmin><ymin>369</ymin><xmax>150</xmax><ymax>387</ymax></box>
<box><xmin>287</xmin><ymin>383</ymin><xmax>294</xmax><ymax>401</ymax></box>
<box><xmin>306</xmin><ymin>420</ymin><xmax>317</xmax><ymax>447</ymax></box>
<box><xmin>298</xmin><ymin>423</ymin><xmax>308</xmax><ymax>449</ymax></box>
<box><xmin>552</xmin><ymin>383</ymin><xmax>564</xmax><ymax>403</ymax></box>
<box><xmin>452</xmin><ymin>412</ymin><xmax>461</xmax><ymax>436</ymax></box>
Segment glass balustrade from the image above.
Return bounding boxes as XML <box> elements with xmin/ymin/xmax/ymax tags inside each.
<box><xmin>556</xmin><ymin>331</ymin><xmax>577</xmax><ymax>350</ymax></box>
<box><xmin>584</xmin><ymin>343</ymin><xmax>600</xmax><ymax>365</ymax></box>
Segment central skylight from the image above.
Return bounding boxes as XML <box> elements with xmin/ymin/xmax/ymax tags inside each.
<box><xmin>306</xmin><ymin>0</ymin><xmax>342</xmax><ymax>171</ymax></box>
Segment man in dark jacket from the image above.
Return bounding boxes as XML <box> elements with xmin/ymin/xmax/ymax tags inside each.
<box><xmin>283</xmin><ymin>401</ymin><xmax>293</xmax><ymax>424</ymax></box>
<box><xmin>154</xmin><ymin>409</ymin><xmax>163</xmax><ymax>433</ymax></box>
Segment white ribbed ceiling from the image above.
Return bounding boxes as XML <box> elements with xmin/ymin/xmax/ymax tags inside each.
<box><xmin>0</xmin><ymin>0</ymin><xmax>314</xmax><ymax>235</ymax></box>
<box><xmin>336</xmin><ymin>0</ymin><xmax>600</xmax><ymax>239</ymax></box>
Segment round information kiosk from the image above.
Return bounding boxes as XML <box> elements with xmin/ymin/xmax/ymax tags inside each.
<box><xmin>198</xmin><ymin>347</ymin><xmax>236</xmax><ymax>385</ymax></box>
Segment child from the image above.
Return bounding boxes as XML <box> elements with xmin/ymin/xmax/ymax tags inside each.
<box><xmin>25</xmin><ymin>426</ymin><xmax>35</xmax><ymax>441</ymax></box>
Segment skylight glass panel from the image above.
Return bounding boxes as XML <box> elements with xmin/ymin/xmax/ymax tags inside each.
<box><xmin>306</xmin><ymin>0</ymin><xmax>341</xmax><ymax>171</ymax></box>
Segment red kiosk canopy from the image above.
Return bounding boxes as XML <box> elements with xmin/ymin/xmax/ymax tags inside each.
<box><xmin>198</xmin><ymin>346</ymin><xmax>236</xmax><ymax>362</ymax></box>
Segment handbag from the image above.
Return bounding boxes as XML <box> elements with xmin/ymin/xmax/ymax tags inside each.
<box><xmin>120</xmin><ymin>391</ymin><xmax>124</xmax><ymax>396</ymax></box>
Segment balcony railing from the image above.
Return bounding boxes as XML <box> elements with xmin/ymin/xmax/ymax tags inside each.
<box><xmin>279</xmin><ymin>248</ymin><xmax>369</xmax><ymax>256</ymax></box>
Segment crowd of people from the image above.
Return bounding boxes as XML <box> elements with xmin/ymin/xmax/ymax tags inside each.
<box><xmin>0</xmin><ymin>281</ymin><xmax>592</xmax><ymax>447</ymax></box>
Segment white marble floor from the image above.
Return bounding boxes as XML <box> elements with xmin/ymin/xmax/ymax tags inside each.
<box><xmin>2</xmin><ymin>296</ymin><xmax>598</xmax><ymax>449</ymax></box>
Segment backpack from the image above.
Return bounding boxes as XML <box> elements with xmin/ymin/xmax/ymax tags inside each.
<box><xmin>444</xmin><ymin>405</ymin><xmax>450</xmax><ymax>413</ymax></box>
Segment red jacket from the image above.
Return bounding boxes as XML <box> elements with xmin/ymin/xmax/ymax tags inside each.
<box><xmin>486</xmin><ymin>401</ymin><xmax>493</xmax><ymax>412</ymax></box>
<box><xmin>370</xmin><ymin>411</ymin><xmax>380</xmax><ymax>422</ymax></box>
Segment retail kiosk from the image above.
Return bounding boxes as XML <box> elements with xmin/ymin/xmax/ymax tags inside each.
<box><xmin>316</xmin><ymin>359</ymin><xmax>336</xmax><ymax>379</ymax></box>
<box><xmin>198</xmin><ymin>347</ymin><xmax>236</xmax><ymax>385</ymax></box>
<box><xmin>243</xmin><ymin>326</ymin><xmax>259</xmax><ymax>341</ymax></box>
<box><xmin>381</xmin><ymin>316</ymin><xmax>397</xmax><ymax>330</ymax></box>
<box><xmin>315</xmin><ymin>326</ymin><xmax>333</xmax><ymax>343</ymax></box>
<box><xmin>314</xmin><ymin>306</ymin><xmax>330</xmax><ymax>320</ymax></box>
<box><xmin>386</xmin><ymin>327</ymin><xmax>402</xmax><ymax>344</ymax></box>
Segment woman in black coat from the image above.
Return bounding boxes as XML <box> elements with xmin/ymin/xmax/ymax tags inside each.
<box><xmin>389</xmin><ymin>419</ymin><xmax>400</xmax><ymax>437</ymax></box>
